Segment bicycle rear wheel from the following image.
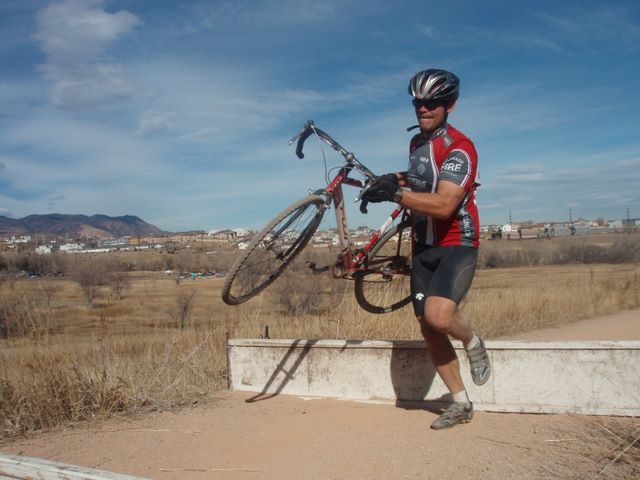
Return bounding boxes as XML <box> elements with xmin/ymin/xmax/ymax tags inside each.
<box><xmin>354</xmin><ymin>224</ymin><xmax>412</xmax><ymax>314</ymax></box>
<box><xmin>222</xmin><ymin>195</ymin><xmax>327</xmax><ymax>305</ymax></box>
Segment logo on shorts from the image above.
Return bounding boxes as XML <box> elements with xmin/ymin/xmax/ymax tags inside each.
<box><xmin>415</xmin><ymin>292</ymin><xmax>425</xmax><ymax>301</ymax></box>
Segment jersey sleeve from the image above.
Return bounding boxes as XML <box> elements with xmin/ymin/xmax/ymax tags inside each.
<box><xmin>439</xmin><ymin>141</ymin><xmax>477</xmax><ymax>191</ymax></box>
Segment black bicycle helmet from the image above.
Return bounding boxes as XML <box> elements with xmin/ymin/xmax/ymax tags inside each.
<box><xmin>408</xmin><ymin>69</ymin><xmax>460</xmax><ymax>106</ymax></box>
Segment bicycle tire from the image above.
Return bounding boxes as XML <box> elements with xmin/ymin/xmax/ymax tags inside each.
<box><xmin>354</xmin><ymin>224</ymin><xmax>412</xmax><ymax>314</ymax></box>
<box><xmin>222</xmin><ymin>195</ymin><xmax>327</xmax><ymax>305</ymax></box>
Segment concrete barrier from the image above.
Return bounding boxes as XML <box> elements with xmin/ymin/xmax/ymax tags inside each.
<box><xmin>0</xmin><ymin>453</ymin><xmax>149</xmax><ymax>480</ymax></box>
<box><xmin>228</xmin><ymin>339</ymin><xmax>640</xmax><ymax>416</ymax></box>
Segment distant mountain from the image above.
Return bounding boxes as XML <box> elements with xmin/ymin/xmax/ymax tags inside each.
<box><xmin>0</xmin><ymin>214</ymin><xmax>166</xmax><ymax>239</ymax></box>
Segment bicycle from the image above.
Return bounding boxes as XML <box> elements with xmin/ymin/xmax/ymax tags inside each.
<box><xmin>221</xmin><ymin>120</ymin><xmax>412</xmax><ymax>314</ymax></box>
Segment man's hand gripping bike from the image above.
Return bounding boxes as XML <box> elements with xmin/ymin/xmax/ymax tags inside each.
<box><xmin>221</xmin><ymin>121</ymin><xmax>412</xmax><ymax>314</ymax></box>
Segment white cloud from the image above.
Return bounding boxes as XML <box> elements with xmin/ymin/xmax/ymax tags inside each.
<box><xmin>179</xmin><ymin>127</ymin><xmax>220</xmax><ymax>141</ymax></box>
<box><xmin>34</xmin><ymin>0</ymin><xmax>140</xmax><ymax>62</ymax></box>
<box><xmin>135</xmin><ymin>111</ymin><xmax>172</xmax><ymax>137</ymax></box>
<box><xmin>126</xmin><ymin>61</ymin><xmax>333</xmax><ymax>145</ymax></box>
<box><xmin>480</xmin><ymin>155</ymin><xmax>640</xmax><ymax>222</ymax></box>
<box><xmin>456</xmin><ymin>85</ymin><xmax>564</xmax><ymax>136</ymax></box>
<box><xmin>494</xmin><ymin>164</ymin><xmax>546</xmax><ymax>182</ymax></box>
<box><xmin>0</xmin><ymin>114</ymin><xmax>170</xmax><ymax>184</ymax></box>
<box><xmin>34</xmin><ymin>0</ymin><xmax>141</xmax><ymax>109</ymax></box>
<box><xmin>41</xmin><ymin>62</ymin><xmax>134</xmax><ymax>109</ymax></box>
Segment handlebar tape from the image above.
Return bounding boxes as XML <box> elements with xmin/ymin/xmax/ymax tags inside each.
<box><xmin>295</xmin><ymin>128</ymin><xmax>314</xmax><ymax>159</ymax></box>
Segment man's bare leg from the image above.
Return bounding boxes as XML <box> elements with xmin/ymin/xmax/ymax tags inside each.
<box><xmin>424</xmin><ymin>295</ymin><xmax>473</xmax><ymax>344</ymax></box>
<box><xmin>417</xmin><ymin>296</ymin><xmax>473</xmax><ymax>391</ymax></box>
<box><xmin>419</xmin><ymin>321</ymin><xmax>465</xmax><ymax>394</ymax></box>
<box><xmin>419</xmin><ymin>296</ymin><xmax>479</xmax><ymax>429</ymax></box>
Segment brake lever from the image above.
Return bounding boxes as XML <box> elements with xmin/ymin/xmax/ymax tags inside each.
<box><xmin>288</xmin><ymin>121</ymin><xmax>313</xmax><ymax>145</ymax></box>
<box><xmin>355</xmin><ymin>176</ymin><xmax>379</xmax><ymax>214</ymax></box>
<box><xmin>354</xmin><ymin>177</ymin><xmax>376</xmax><ymax>203</ymax></box>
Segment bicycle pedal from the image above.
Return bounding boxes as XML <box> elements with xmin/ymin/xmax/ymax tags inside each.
<box><xmin>306</xmin><ymin>262</ymin><xmax>330</xmax><ymax>274</ymax></box>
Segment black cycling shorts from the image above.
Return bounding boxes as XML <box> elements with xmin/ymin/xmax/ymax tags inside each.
<box><xmin>410</xmin><ymin>245</ymin><xmax>478</xmax><ymax>316</ymax></box>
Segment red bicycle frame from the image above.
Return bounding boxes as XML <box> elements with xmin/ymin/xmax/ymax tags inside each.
<box><xmin>324</xmin><ymin>167</ymin><xmax>407</xmax><ymax>278</ymax></box>
<box><xmin>288</xmin><ymin>120</ymin><xmax>410</xmax><ymax>278</ymax></box>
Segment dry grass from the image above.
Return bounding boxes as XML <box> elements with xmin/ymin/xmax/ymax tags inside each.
<box><xmin>589</xmin><ymin>420</ymin><xmax>640</xmax><ymax>479</ymax></box>
<box><xmin>466</xmin><ymin>264</ymin><xmax>640</xmax><ymax>338</ymax></box>
<box><xmin>541</xmin><ymin>417</ymin><xmax>640</xmax><ymax>478</ymax></box>
<box><xmin>1</xmin><ymin>234</ymin><xmax>640</xmax><ymax>440</ymax></box>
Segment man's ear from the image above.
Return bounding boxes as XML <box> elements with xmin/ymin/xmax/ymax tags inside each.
<box><xmin>447</xmin><ymin>100</ymin><xmax>457</xmax><ymax>113</ymax></box>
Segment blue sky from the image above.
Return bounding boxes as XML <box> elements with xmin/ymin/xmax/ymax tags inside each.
<box><xmin>1</xmin><ymin>0</ymin><xmax>639</xmax><ymax>232</ymax></box>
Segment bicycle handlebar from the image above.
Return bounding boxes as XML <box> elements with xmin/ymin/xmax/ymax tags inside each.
<box><xmin>288</xmin><ymin>120</ymin><xmax>377</xmax><ymax>180</ymax></box>
<box><xmin>288</xmin><ymin>121</ymin><xmax>315</xmax><ymax>159</ymax></box>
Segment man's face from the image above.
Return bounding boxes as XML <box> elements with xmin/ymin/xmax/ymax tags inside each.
<box><xmin>413</xmin><ymin>99</ymin><xmax>450</xmax><ymax>134</ymax></box>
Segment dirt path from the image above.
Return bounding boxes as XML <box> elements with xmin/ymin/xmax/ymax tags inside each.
<box><xmin>497</xmin><ymin>307</ymin><xmax>640</xmax><ymax>341</ymax></box>
<box><xmin>2</xmin><ymin>309</ymin><xmax>639</xmax><ymax>479</ymax></box>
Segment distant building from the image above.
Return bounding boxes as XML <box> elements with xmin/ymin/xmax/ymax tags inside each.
<box><xmin>35</xmin><ymin>245</ymin><xmax>52</xmax><ymax>255</ymax></box>
<box><xmin>99</xmin><ymin>238</ymin><xmax>129</xmax><ymax>247</ymax></box>
<box><xmin>60</xmin><ymin>243</ymin><xmax>84</xmax><ymax>252</ymax></box>
<box><xmin>353</xmin><ymin>226</ymin><xmax>373</xmax><ymax>237</ymax></box>
<box><xmin>501</xmin><ymin>224</ymin><xmax>521</xmax><ymax>240</ymax></box>
<box><xmin>6</xmin><ymin>235</ymin><xmax>31</xmax><ymax>244</ymax></box>
<box><xmin>608</xmin><ymin>220</ymin><xmax>623</xmax><ymax>229</ymax></box>
<box><xmin>208</xmin><ymin>229</ymin><xmax>238</xmax><ymax>241</ymax></box>
<box><xmin>538</xmin><ymin>223</ymin><xmax>589</xmax><ymax>237</ymax></box>
<box><xmin>232</xmin><ymin>228</ymin><xmax>253</xmax><ymax>237</ymax></box>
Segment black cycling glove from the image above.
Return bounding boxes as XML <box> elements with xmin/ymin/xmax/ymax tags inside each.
<box><xmin>359</xmin><ymin>173</ymin><xmax>403</xmax><ymax>213</ymax></box>
<box><xmin>378</xmin><ymin>173</ymin><xmax>399</xmax><ymax>185</ymax></box>
<box><xmin>361</xmin><ymin>179</ymin><xmax>399</xmax><ymax>203</ymax></box>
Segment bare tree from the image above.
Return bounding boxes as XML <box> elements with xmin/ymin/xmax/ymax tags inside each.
<box><xmin>38</xmin><ymin>278</ymin><xmax>63</xmax><ymax>308</ymax></box>
<box><xmin>108</xmin><ymin>271</ymin><xmax>131</xmax><ymax>301</ymax></box>
<box><xmin>173</xmin><ymin>290</ymin><xmax>196</xmax><ymax>329</ymax></box>
<box><xmin>71</xmin><ymin>257</ymin><xmax>113</xmax><ymax>305</ymax></box>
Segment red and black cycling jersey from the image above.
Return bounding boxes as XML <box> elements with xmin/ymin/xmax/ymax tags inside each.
<box><xmin>407</xmin><ymin>123</ymin><xmax>480</xmax><ymax>248</ymax></box>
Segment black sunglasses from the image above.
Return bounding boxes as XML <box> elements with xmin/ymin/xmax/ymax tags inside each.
<box><xmin>412</xmin><ymin>98</ymin><xmax>446</xmax><ymax>110</ymax></box>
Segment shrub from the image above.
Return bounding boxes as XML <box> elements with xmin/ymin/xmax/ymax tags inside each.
<box><xmin>70</xmin><ymin>256</ymin><xmax>127</xmax><ymax>305</ymax></box>
<box><xmin>478</xmin><ymin>234</ymin><xmax>640</xmax><ymax>268</ymax></box>
<box><xmin>173</xmin><ymin>290</ymin><xmax>197</xmax><ymax>329</ymax></box>
<box><xmin>269</xmin><ymin>271</ymin><xmax>327</xmax><ymax>316</ymax></box>
<box><xmin>0</xmin><ymin>290</ymin><xmax>52</xmax><ymax>339</ymax></box>
<box><xmin>108</xmin><ymin>270</ymin><xmax>131</xmax><ymax>301</ymax></box>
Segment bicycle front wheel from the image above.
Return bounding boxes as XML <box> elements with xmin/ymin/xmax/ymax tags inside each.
<box><xmin>354</xmin><ymin>224</ymin><xmax>412</xmax><ymax>314</ymax></box>
<box><xmin>222</xmin><ymin>195</ymin><xmax>327</xmax><ymax>305</ymax></box>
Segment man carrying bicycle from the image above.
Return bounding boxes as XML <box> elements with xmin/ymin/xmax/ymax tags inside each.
<box><xmin>361</xmin><ymin>68</ymin><xmax>490</xmax><ymax>429</ymax></box>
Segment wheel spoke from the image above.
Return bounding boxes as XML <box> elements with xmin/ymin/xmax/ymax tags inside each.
<box><xmin>355</xmin><ymin>226</ymin><xmax>412</xmax><ymax>314</ymax></box>
<box><xmin>222</xmin><ymin>196</ymin><xmax>325</xmax><ymax>304</ymax></box>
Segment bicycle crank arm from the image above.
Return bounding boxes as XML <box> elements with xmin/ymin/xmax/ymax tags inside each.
<box><xmin>305</xmin><ymin>261</ymin><xmax>331</xmax><ymax>274</ymax></box>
